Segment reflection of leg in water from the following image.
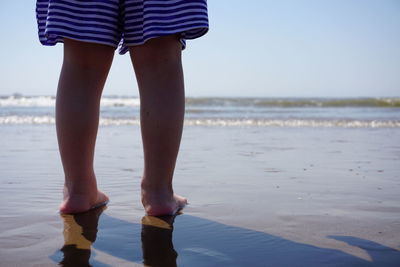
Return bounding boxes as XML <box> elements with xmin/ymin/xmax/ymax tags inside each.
<box><xmin>59</xmin><ymin>206</ymin><xmax>105</xmax><ymax>267</ymax></box>
<box><xmin>141</xmin><ymin>215</ymin><xmax>179</xmax><ymax>267</ymax></box>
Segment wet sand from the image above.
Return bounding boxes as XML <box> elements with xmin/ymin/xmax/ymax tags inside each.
<box><xmin>1</xmin><ymin>125</ymin><xmax>399</xmax><ymax>266</ymax></box>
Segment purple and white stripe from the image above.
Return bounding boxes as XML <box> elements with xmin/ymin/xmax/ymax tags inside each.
<box><xmin>36</xmin><ymin>0</ymin><xmax>209</xmax><ymax>54</ymax></box>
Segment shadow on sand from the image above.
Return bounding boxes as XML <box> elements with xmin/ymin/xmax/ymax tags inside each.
<box><xmin>50</xmin><ymin>207</ymin><xmax>400</xmax><ymax>267</ymax></box>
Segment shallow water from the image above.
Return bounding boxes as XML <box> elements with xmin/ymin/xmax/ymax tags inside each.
<box><xmin>1</xmin><ymin>124</ymin><xmax>400</xmax><ymax>266</ymax></box>
<box><xmin>45</xmin><ymin>209</ymin><xmax>399</xmax><ymax>267</ymax></box>
<box><xmin>1</xmin><ymin>95</ymin><xmax>400</xmax><ymax>127</ymax></box>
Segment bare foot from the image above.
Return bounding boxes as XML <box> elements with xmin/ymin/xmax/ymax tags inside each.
<box><xmin>141</xmin><ymin>186</ymin><xmax>187</xmax><ymax>216</ymax></box>
<box><xmin>60</xmin><ymin>184</ymin><xmax>109</xmax><ymax>214</ymax></box>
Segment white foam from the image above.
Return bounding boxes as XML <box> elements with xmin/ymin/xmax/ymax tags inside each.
<box><xmin>0</xmin><ymin>96</ymin><xmax>140</xmax><ymax>107</ymax></box>
<box><xmin>0</xmin><ymin>115</ymin><xmax>55</xmax><ymax>124</ymax></box>
<box><xmin>100</xmin><ymin>97</ymin><xmax>140</xmax><ymax>107</ymax></box>
<box><xmin>0</xmin><ymin>96</ymin><xmax>56</xmax><ymax>107</ymax></box>
<box><xmin>1</xmin><ymin>116</ymin><xmax>399</xmax><ymax>128</ymax></box>
<box><xmin>183</xmin><ymin>119</ymin><xmax>400</xmax><ymax>128</ymax></box>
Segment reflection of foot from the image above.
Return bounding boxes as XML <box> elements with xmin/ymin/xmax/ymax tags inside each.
<box><xmin>142</xmin><ymin>214</ymin><xmax>177</xmax><ymax>230</ymax></box>
<box><xmin>141</xmin><ymin>215</ymin><xmax>178</xmax><ymax>267</ymax></box>
<box><xmin>60</xmin><ymin>185</ymin><xmax>109</xmax><ymax>214</ymax></box>
<box><xmin>60</xmin><ymin>206</ymin><xmax>105</xmax><ymax>266</ymax></box>
<box><xmin>141</xmin><ymin>187</ymin><xmax>187</xmax><ymax>216</ymax></box>
<box><xmin>61</xmin><ymin>205</ymin><xmax>106</xmax><ymax>248</ymax></box>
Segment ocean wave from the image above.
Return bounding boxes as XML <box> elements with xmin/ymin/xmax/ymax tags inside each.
<box><xmin>0</xmin><ymin>95</ymin><xmax>140</xmax><ymax>107</ymax></box>
<box><xmin>185</xmin><ymin>97</ymin><xmax>400</xmax><ymax>108</ymax></box>
<box><xmin>0</xmin><ymin>115</ymin><xmax>55</xmax><ymax>124</ymax></box>
<box><xmin>0</xmin><ymin>95</ymin><xmax>56</xmax><ymax>107</ymax></box>
<box><xmin>2</xmin><ymin>95</ymin><xmax>400</xmax><ymax>108</ymax></box>
<box><xmin>1</xmin><ymin>116</ymin><xmax>399</xmax><ymax>128</ymax></box>
<box><xmin>100</xmin><ymin>97</ymin><xmax>140</xmax><ymax>107</ymax></box>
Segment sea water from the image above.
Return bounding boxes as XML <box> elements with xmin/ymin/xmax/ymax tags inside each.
<box><xmin>1</xmin><ymin>94</ymin><xmax>400</xmax><ymax>266</ymax></box>
<box><xmin>1</xmin><ymin>95</ymin><xmax>399</xmax><ymax>127</ymax></box>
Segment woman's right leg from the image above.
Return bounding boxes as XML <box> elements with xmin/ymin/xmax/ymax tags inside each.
<box><xmin>57</xmin><ymin>39</ymin><xmax>113</xmax><ymax>214</ymax></box>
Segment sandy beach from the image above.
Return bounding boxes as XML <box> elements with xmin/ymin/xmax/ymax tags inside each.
<box><xmin>0</xmin><ymin>124</ymin><xmax>399</xmax><ymax>266</ymax></box>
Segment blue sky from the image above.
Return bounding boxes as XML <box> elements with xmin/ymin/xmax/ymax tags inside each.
<box><xmin>0</xmin><ymin>0</ymin><xmax>399</xmax><ymax>97</ymax></box>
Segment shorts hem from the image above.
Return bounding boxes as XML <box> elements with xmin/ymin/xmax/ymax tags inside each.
<box><xmin>120</xmin><ymin>26</ymin><xmax>209</xmax><ymax>55</ymax></box>
<box><xmin>40</xmin><ymin>33</ymin><xmax>119</xmax><ymax>49</ymax></box>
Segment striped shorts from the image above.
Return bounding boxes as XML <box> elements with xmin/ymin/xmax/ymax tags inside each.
<box><xmin>36</xmin><ymin>0</ymin><xmax>209</xmax><ymax>54</ymax></box>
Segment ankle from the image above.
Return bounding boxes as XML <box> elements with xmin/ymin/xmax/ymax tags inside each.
<box><xmin>64</xmin><ymin>175</ymin><xmax>98</xmax><ymax>195</ymax></box>
<box><xmin>141</xmin><ymin>179</ymin><xmax>173</xmax><ymax>194</ymax></box>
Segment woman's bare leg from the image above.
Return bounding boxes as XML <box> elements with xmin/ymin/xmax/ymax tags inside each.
<box><xmin>129</xmin><ymin>35</ymin><xmax>187</xmax><ymax>216</ymax></box>
<box><xmin>57</xmin><ymin>39</ymin><xmax>113</xmax><ymax>214</ymax></box>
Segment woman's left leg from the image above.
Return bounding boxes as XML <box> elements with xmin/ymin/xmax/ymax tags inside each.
<box><xmin>129</xmin><ymin>35</ymin><xmax>187</xmax><ymax>216</ymax></box>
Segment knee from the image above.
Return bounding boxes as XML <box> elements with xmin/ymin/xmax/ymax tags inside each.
<box><xmin>129</xmin><ymin>35</ymin><xmax>182</xmax><ymax>66</ymax></box>
<box><xmin>63</xmin><ymin>38</ymin><xmax>114</xmax><ymax>72</ymax></box>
